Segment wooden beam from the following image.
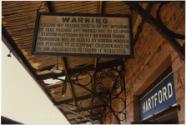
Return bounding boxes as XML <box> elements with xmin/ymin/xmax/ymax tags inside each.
<box><xmin>97</xmin><ymin>58</ymin><xmax>123</xmax><ymax>71</ymax></box>
<box><xmin>64</xmin><ymin>104</ymin><xmax>106</xmax><ymax>115</ymax></box>
<box><xmin>68</xmin><ymin>64</ymin><xmax>94</xmax><ymax>76</ymax></box>
<box><xmin>71</xmin><ymin>117</ymin><xmax>102</xmax><ymax>124</ymax></box>
<box><xmin>36</xmin><ymin>64</ymin><xmax>55</xmax><ymax>72</ymax></box>
<box><xmin>133</xmin><ymin>3</ymin><xmax>153</xmax><ymax>46</ymax></box>
<box><xmin>100</xmin><ymin>1</ymin><xmax>105</xmax><ymax>15</ymax></box>
<box><xmin>69</xmin><ymin>113</ymin><xmax>102</xmax><ymax>121</ymax></box>
<box><xmin>72</xmin><ymin>120</ymin><xmax>90</xmax><ymax>124</ymax></box>
<box><xmin>38</xmin><ymin>72</ymin><xmax>65</xmax><ymax>80</ymax></box>
<box><xmin>62</xmin><ymin>57</ymin><xmax>79</xmax><ymax>108</ymax></box>
<box><xmin>38</xmin><ymin>58</ymin><xmax>123</xmax><ymax>80</ymax></box>
<box><xmin>46</xmin><ymin>1</ymin><xmax>55</xmax><ymax>12</ymax></box>
<box><xmin>56</xmin><ymin>91</ymin><xmax>108</xmax><ymax>105</ymax></box>
<box><xmin>42</xmin><ymin>3</ymin><xmax>71</xmax><ymax>122</ymax></box>
<box><xmin>126</xmin><ymin>2</ymin><xmax>185</xmax><ymax>60</ymax></box>
<box><xmin>72</xmin><ymin>118</ymin><xmax>102</xmax><ymax>124</ymax></box>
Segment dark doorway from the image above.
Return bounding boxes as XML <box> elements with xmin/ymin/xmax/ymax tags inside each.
<box><xmin>142</xmin><ymin>107</ymin><xmax>179</xmax><ymax>124</ymax></box>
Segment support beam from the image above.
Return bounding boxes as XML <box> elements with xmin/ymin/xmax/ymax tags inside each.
<box><xmin>97</xmin><ymin>58</ymin><xmax>123</xmax><ymax>70</ymax></box>
<box><xmin>69</xmin><ymin>113</ymin><xmax>102</xmax><ymax>121</ymax></box>
<box><xmin>72</xmin><ymin>118</ymin><xmax>102</xmax><ymax>124</ymax></box>
<box><xmin>100</xmin><ymin>1</ymin><xmax>105</xmax><ymax>15</ymax></box>
<box><xmin>56</xmin><ymin>91</ymin><xmax>108</xmax><ymax>105</ymax></box>
<box><xmin>133</xmin><ymin>3</ymin><xmax>153</xmax><ymax>46</ymax></box>
<box><xmin>64</xmin><ymin>104</ymin><xmax>106</xmax><ymax>115</ymax></box>
<box><xmin>71</xmin><ymin>117</ymin><xmax>102</xmax><ymax>124</ymax></box>
<box><xmin>57</xmin><ymin>94</ymin><xmax>92</xmax><ymax>105</ymax></box>
<box><xmin>46</xmin><ymin>1</ymin><xmax>55</xmax><ymax>12</ymax></box>
<box><xmin>44</xmin><ymin>2</ymin><xmax>71</xmax><ymax>122</ymax></box>
<box><xmin>36</xmin><ymin>64</ymin><xmax>56</xmax><ymax>72</ymax></box>
<box><xmin>68</xmin><ymin>64</ymin><xmax>94</xmax><ymax>76</ymax></box>
<box><xmin>72</xmin><ymin>120</ymin><xmax>90</xmax><ymax>124</ymax></box>
<box><xmin>62</xmin><ymin>57</ymin><xmax>79</xmax><ymax>108</ymax></box>
<box><xmin>38</xmin><ymin>72</ymin><xmax>65</xmax><ymax>80</ymax></box>
<box><xmin>37</xmin><ymin>58</ymin><xmax>123</xmax><ymax>80</ymax></box>
<box><xmin>38</xmin><ymin>64</ymin><xmax>94</xmax><ymax>80</ymax></box>
<box><xmin>126</xmin><ymin>2</ymin><xmax>185</xmax><ymax>60</ymax></box>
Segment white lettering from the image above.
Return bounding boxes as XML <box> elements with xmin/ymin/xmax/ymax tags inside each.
<box><xmin>167</xmin><ymin>82</ymin><xmax>173</xmax><ymax>98</ymax></box>
<box><xmin>148</xmin><ymin>98</ymin><xmax>151</xmax><ymax>110</ymax></box>
<box><xmin>154</xmin><ymin>93</ymin><xmax>158</xmax><ymax>107</ymax></box>
<box><xmin>151</xmin><ymin>96</ymin><xmax>154</xmax><ymax>108</ymax></box>
<box><xmin>142</xmin><ymin>81</ymin><xmax>175</xmax><ymax>114</ymax></box>
<box><xmin>143</xmin><ymin>102</ymin><xmax>146</xmax><ymax>113</ymax></box>
<box><xmin>158</xmin><ymin>90</ymin><xmax>163</xmax><ymax>104</ymax></box>
<box><xmin>162</xmin><ymin>86</ymin><xmax>168</xmax><ymax>101</ymax></box>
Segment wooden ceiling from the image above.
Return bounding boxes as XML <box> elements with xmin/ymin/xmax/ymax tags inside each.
<box><xmin>2</xmin><ymin>1</ymin><xmax>133</xmax><ymax>71</ymax></box>
<box><xmin>2</xmin><ymin>1</ymin><xmax>151</xmax><ymax>124</ymax></box>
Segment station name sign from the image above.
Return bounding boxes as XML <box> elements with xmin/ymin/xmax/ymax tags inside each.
<box><xmin>140</xmin><ymin>73</ymin><xmax>177</xmax><ymax>121</ymax></box>
<box><xmin>33</xmin><ymin>13</ymin><xmax>132</xmax><ymax>57</ymax></box>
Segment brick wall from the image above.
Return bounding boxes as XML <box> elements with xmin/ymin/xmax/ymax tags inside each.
<box><xmin>124</xmin><ymin>2</ymin><xmax>184</xmax><ymax>124</ymax></box>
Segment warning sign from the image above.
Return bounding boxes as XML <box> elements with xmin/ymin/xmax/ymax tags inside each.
<box><xmin>33</xmin><ymin>13</ymin><xmax>132</xmax><ymax>57</ymax></box>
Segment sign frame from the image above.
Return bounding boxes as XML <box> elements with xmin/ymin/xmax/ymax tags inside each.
<box><xmin>32</xmin><ymin>12</ymin><xmax>133</xmax><ymax>57</ymax></box>
<box><xmin>139</xmin><ymin>73</ymin><xmax>177</xmax><ymax>121</ymax></box>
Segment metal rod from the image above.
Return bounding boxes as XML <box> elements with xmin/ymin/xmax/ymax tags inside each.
<box><xmin>126</xmin><ymin>2</ymin><xmax>185</xmax><ymax>60</ymax></box>
<box><xmin>62</xmin><ymin>57</ymin><xmax>79</xmax><ymax>109</ymax></box>
<box><xmin>133</xmin><ymin>3</ymin><xmax>153</xmax><ymax>46</ymax></box>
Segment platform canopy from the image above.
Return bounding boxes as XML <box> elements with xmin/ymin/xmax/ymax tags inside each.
<box><xmin>2</xmin><ymin>1</ymin><xmax>184</xmax><ymax>124</ymax></box>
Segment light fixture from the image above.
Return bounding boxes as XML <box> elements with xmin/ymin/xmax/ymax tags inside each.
<box><xmin>43</xmin><ymin>78</ymin><xmax>62</xmax><ymax>85</ymax></box>
<box><xmin>52</xmin><ymin>68</ymin><xmax>63</xmax><ymax>74</ymax></box>
<box><xmin>7</xmin><ymin>49</ymin><xmax>12</xmax><ymax>57</ymax></box>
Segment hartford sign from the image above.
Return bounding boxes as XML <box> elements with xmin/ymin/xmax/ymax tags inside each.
<box><xmin>140</xmin><ymin>73</ymin><xmax>177</xmax><ymax>121</ymax></box>
<box><xmin>33</xmin><ymin>13</ymin><xmax>132</xmax><ymax>57</ymax></box>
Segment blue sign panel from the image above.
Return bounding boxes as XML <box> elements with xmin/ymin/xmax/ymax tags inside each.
<box><xmin>140</xmin><ymin>73</ymin><xmax>177</xmax><ymax>121</ymax></box>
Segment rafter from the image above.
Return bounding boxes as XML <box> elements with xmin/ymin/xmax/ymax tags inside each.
<box><xmin>38</xmin><ymin>72</ymin><xmax>65</xmax><ymax>80</ymax></box>
<box><xmin>37</xmin><ymin>58</ymin><xmax>123</xmax><ymax>80</ymax></box>
<box><xmin>56</xmin><ymin>91</ymin><xmax>108</xmax><ymax>105</ymax></box>
<box><xmin>62</xmin><ymin>57</ymin><xmax>79</xmax><ymax>109</ymax></box>
<box><xmin>133</xmin><ymin>3</ymin><xmax>153</xmax><ymax>46</ymax></box>
<box><xmin>69</xmin><ymin>113</ymin><xmax>102</xmax><ymax>121</ymax></box>
<box><xmin>64</xmin><ymin>104</ymin><xmax>106</xmax><ymax>115</ymax></box>
<box><xmin>72</xmin><ymin>118</ymin><xmax>102</xmax><ymax>124</ymax></box>
<box><xmin>71</xmin><ymin>117</ymin><xmax>102</xmax><ymax>124</ymax></box>
<box><xmin>46</xmin><ymin>1</ymin><xmax>55</xmax><ymax>12</ymax></box>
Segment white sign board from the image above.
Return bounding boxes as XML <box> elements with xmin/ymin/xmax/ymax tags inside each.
<box><xmin>33</xmin><ymin>13</ymin><xmax>132</xmax><ymax>57</ymax></box>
